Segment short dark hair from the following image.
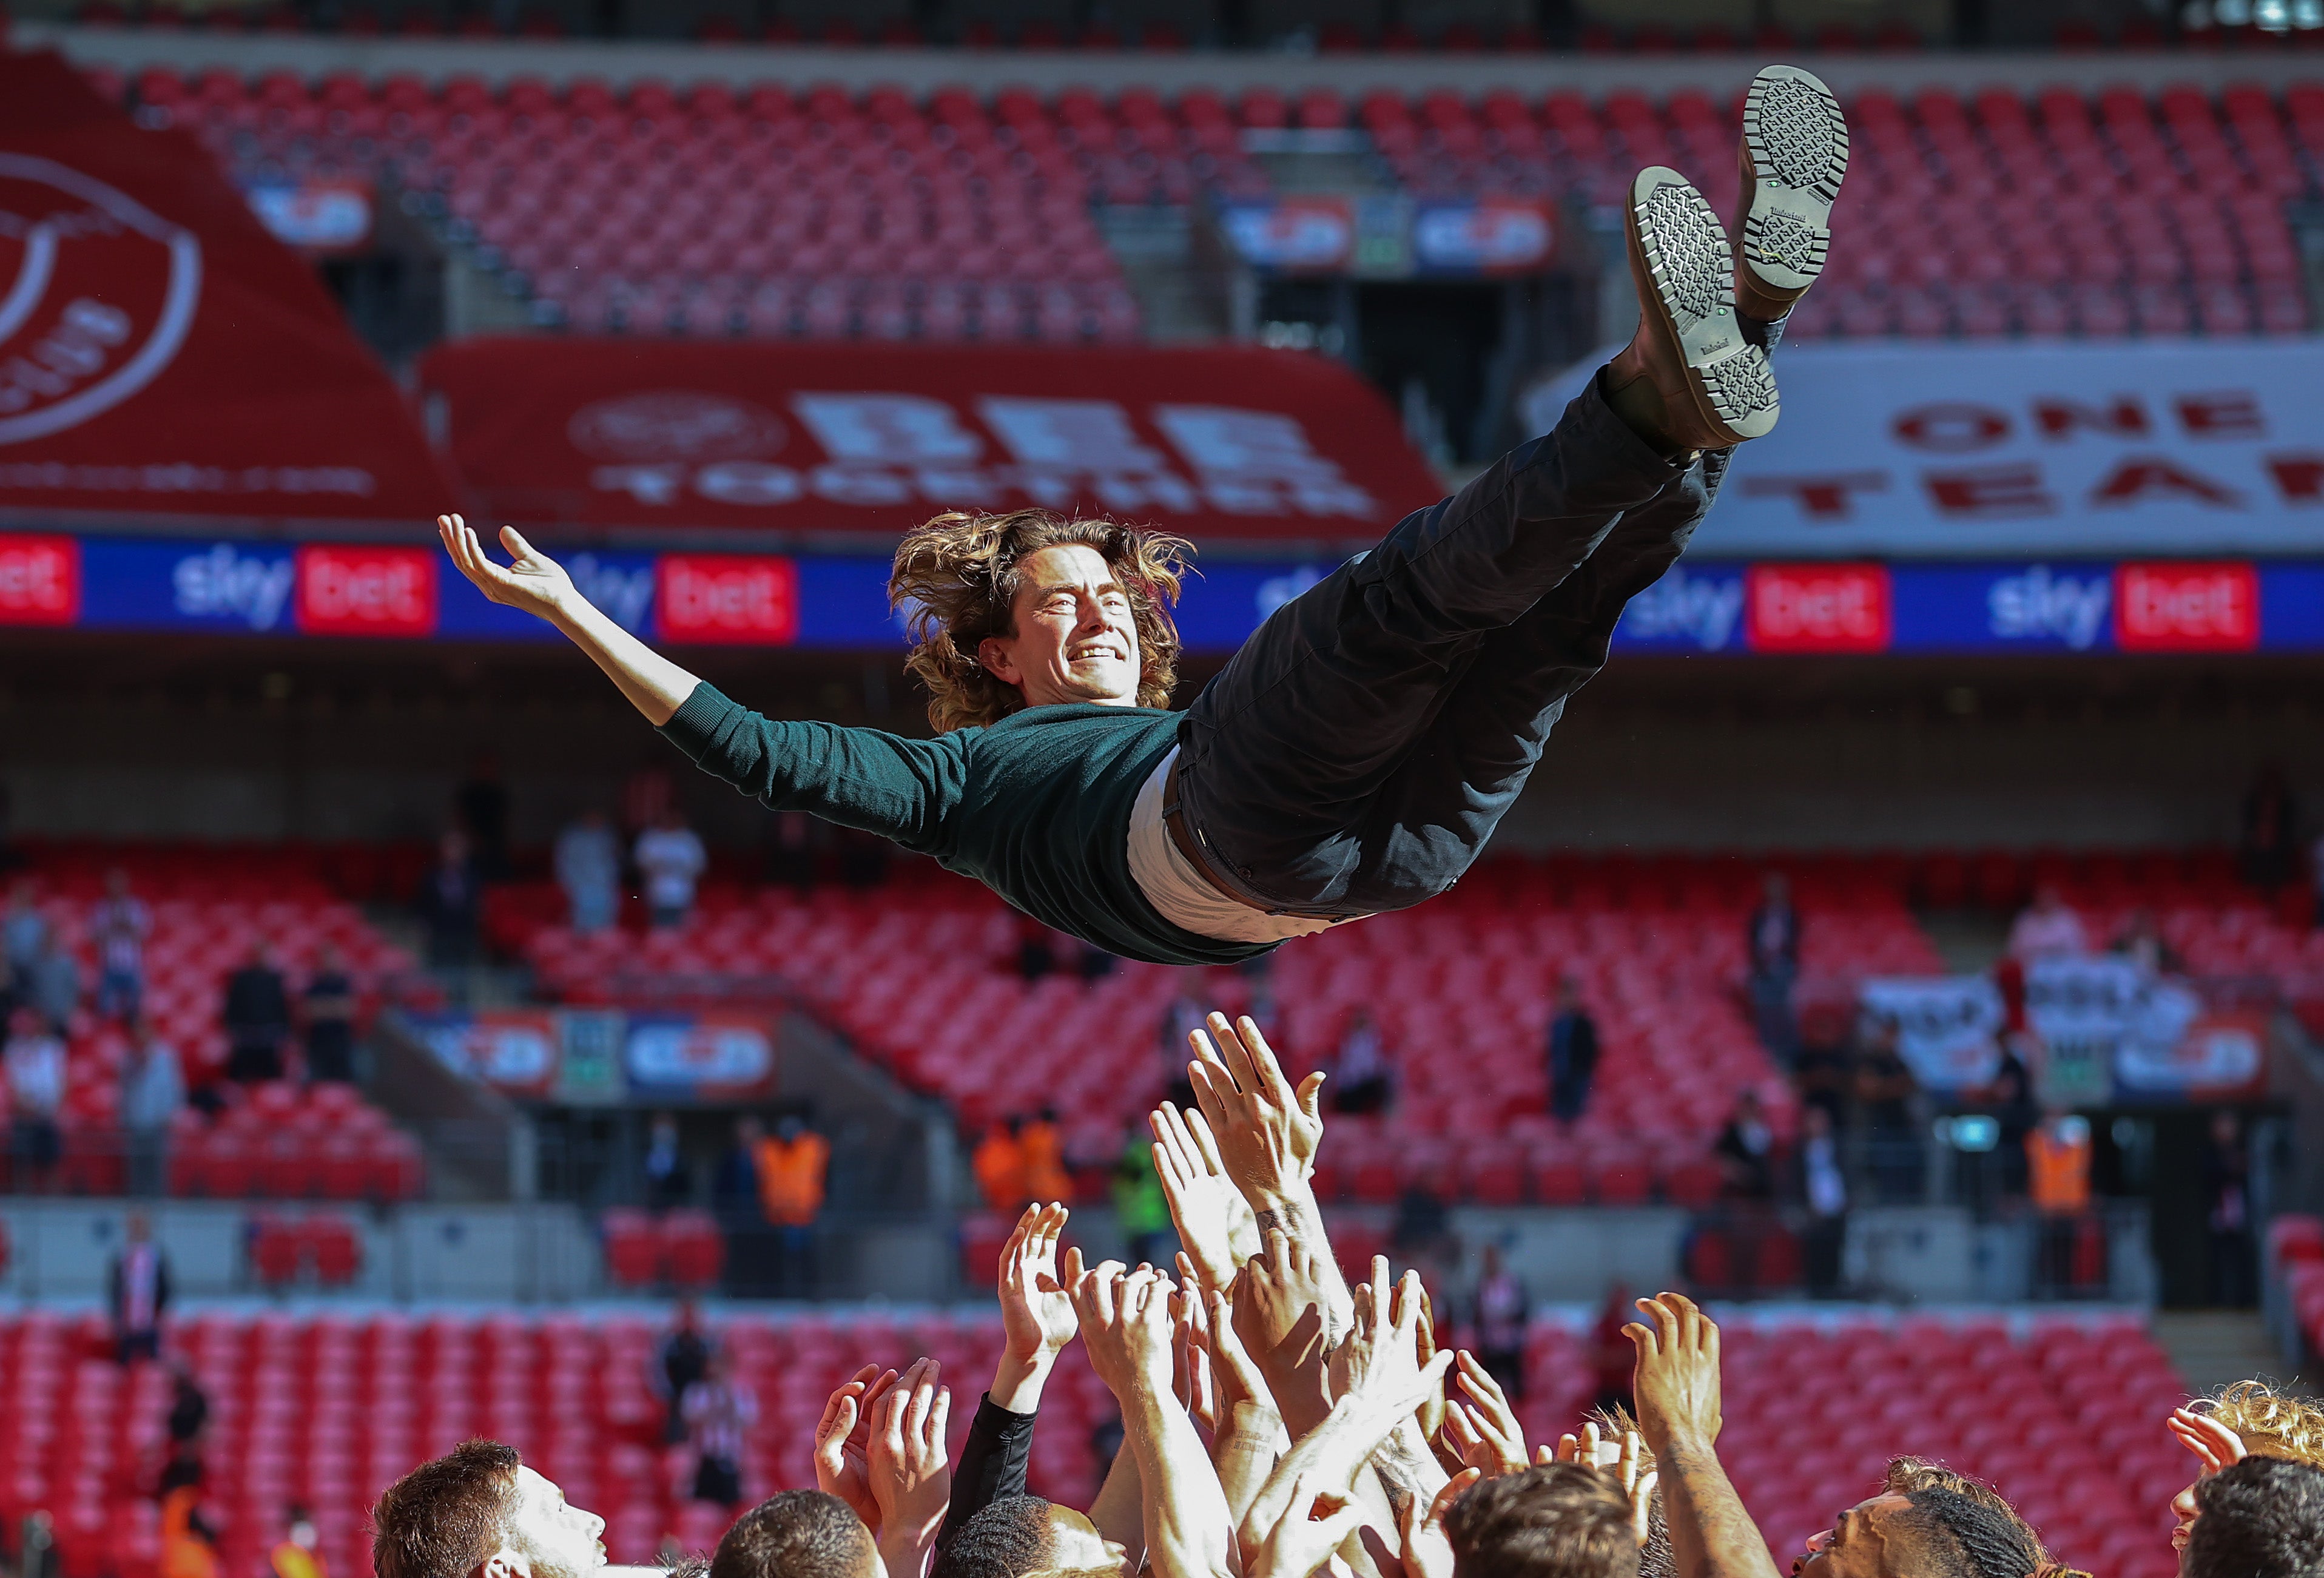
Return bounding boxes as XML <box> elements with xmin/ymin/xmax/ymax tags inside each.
<box><xmin>1445</xmin><ymin>1463</ymin><xmax>1640</xmax><ymax>1578</ymax></box>
<box><xmin>2185</xmin><ymin>1454</ymin><xmax>2324</xmax><ymax>1578</ymax></box>
<box><xmin>371</xmin><ymin>1440</ymin><xmax>521</xmax><ymax>1578</ymax></box>
<box><xmin>1890</xmin><ymin>1486</ymin><xmax>2045</xmax><ymax>1578</ymax></box>
<box><xmin>931</xmin><ymin>1495</ymin><xmax>1054</xmax><ymax>1578</ymax></box>
<box><xmin>711</xmin><ymin>1491</ymin><xmax>874</xmax><ymax>1578</ymax></box>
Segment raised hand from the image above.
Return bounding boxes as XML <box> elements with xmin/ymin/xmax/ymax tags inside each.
<box><xmin>1396</xmin><ymin>1469</ymin><xmax>1480</xmax><ymax>1578</ymax></box>
<box><xmin>437</xmin><ymin>514</ymin><xmax>576</xmax><ymax>621</ymax></box>
<box><xmin>1187</xmin><ymin>1013</ymin><xmax>1325</xmax><ymax>1201</ymax></box>
<box><xmin>2169</xmin><ymin>1407</ymin><xmax>2247</xmax><ymax>1477</ymax></box>
<box><xmin>1231</xmin><ymin>1229</ymin><xmax>1338</xmax><ymax>1434</ymax></box>
<box><xmin>1152</xmin><ymin>1102</ymin><xmax>1262</xmax><ymax>1293</ymax></box>
<box><xmin>815</xmin><ymin>1362</ymin><xmax>901</xmax><ymax>1530</ymax></box>
<box><xmin>1247</xmin><ymin>1474</ymin><xmax>1370</xmax><ymax>1578</ymax></box>
<box><xmin>1204</xmin><ymin>1287</ymin><xmax>1279</xmax><ymax>1428</ymax></box>
<box><xmin>869</xmin><ymin>1358</ymin><xmax>953</xmax><ymax>1578</ymax></box>
<box><xmin>994</xmin><ymin>1203</ymin><xmax>1077</xmax><ymax>1412</ymax></box>
<box><xmin>1334</xmin><ymin>1257</ymin><xmax>1439</xmax><ymax>1415</ymax></box>
<box><xmin>1175</xmin><ymin>1270</ymin><xmax>1221</xmax><ymax>1435</ymax></box>
<box><xmin>1068</xmin><ymin>1255</ymin><xmax>1178</xmax><ymax>1406</ymax></box>
<box><xmin>1444</xmin><ymin>1353</ymin><xmax>1528</xmax><ymax>1477</ymax></box>
<box><xmin>1623</xmin><ymin>1293</ymin><xmax>1723</xmax><ymax>1455</ymax></box>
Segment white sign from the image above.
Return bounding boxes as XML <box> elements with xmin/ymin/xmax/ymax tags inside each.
<box><xmin>1527</xmin><ymin>339</ymin><xmax>2324</xmax><ymax>557</ymax></box>
<box><xmin>1859</xmin><ymin>975</ymin><xmax>2004</xmax><ymax>1090</ymax></box>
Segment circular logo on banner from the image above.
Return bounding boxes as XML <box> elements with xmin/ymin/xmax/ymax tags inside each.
<box><xmin>0</xmin><ymin>153</ymin><xmax>202</xmax><ymax>445</ymax></box>
<box><xmin>568</xmin><ymin>390</ymin><xmax>786</xmax><ymax>462</ymax></box>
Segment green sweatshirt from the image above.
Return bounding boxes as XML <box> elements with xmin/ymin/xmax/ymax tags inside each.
<box><xmin>656</xmin><ymin>681</ymin><xmax>1275</xmax><ymax>968</ymax></box>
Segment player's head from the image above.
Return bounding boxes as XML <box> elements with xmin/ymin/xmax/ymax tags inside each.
<box><xmin>372</xmin><ymin>1441</ymin><xmax>605</xmax><ymax>1578</ymax></box>
<box><xmin>710</xmin><ymin>1491</ymin><xmax>879</xmax><ymax>1578</ymax></box>
<box><xmin>931</xmin><ymin>1494</ymin><xmax>1128</xmax><ymax>1578</ymax></box>
<box><xmin>1444</xmin><ymin>1463</ymin><xmax>1641</xmax><ymax>1578</ymax></box>
<box><xmin>1791</xmin><ymin>1479</ymin><xmax>2052</xmax><ymax>1578</ymax></box>
<box><xmin>2172</xmin><ymin>1383</ymin><xmax>2324</xmax><ymax>1553</ymax></box>
<box><xmin>889</xmin><ymin>508</ymin><xmax>1188</xmax><ymax>730</ymax></box>
<box><xmin>2180</xmin><ymin>1454</ymin><xmax>2324</xmax><ymax>1578</ymax></box>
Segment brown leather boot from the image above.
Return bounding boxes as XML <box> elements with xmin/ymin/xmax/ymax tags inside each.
<box><xmin>1605</xmin><ymin>167</ymin><xmax>1778</xmax><ymax>453</ymax></box>
<box><xmin>1736</xmin><ymin>64</ymin><xmax>1851</xmax><ymax>325</ymax></box>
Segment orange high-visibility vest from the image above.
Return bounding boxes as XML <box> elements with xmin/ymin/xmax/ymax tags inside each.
<box><xmin>161</xmin><ymin>1489</ymin><xmax>217</xmax><ymax>1578</ymax></box>
<box><xmin>2027</xmin><ymin>1122</ymin><xmax>2092</xmax><ymax>1215</ymax></box>
<box><xmin>271</xmin><ymin>1542</ymin><xmax>326</xmax><ymax>1578</ymax></box>
<box><xmin>1019</xmin><ymin>1122</ymin><xmax>1072</xmax><ymax>1205</ymax></box>
<box><xmin>754</xmin><ymin>1134</ymin><xmax>830</xmax><ymax>1226</ymax></box>
<box><xmin>973</xmin><ymin>1130</ymin><xmax>1026</xmax><ymax>1211</ymax></box>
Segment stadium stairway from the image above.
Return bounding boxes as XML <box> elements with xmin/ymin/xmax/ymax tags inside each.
<box><xmin>2150</xmin><ymin>1308</ymin><xmax>2307</xmax><ymax>1398</ymax></box>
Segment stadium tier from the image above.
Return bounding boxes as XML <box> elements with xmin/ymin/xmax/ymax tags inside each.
<box><xmin>111</xmin><ymin>66</ymin><xmax>2322</xmax><ymax>340</ymax></box>
<box><xmin>0</xmin><ymin>1307</ymin><xmax>2189</xmax><ymax>1578</ymax></box>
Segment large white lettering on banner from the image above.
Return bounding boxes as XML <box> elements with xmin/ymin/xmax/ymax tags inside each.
<box><xmin>1525</xmin><ymin>340</ymin><xmax>2324</xmax><ymax>557</ymax></box>
<box><xmin>1858</xmin><ymin>976</ymin><xmax>2004</xmax><ymax>1090</ymax></box>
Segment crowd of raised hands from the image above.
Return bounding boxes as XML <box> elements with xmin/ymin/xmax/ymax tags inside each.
<box><xmin>783</xmin><ymin>1013</ymin><xmax>2324</xmax><ymax>1578</ymax></box>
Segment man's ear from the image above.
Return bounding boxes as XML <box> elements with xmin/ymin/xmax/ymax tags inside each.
<box><xmin>976</xmin><ymin>635</ymin><xmax>1022</xmax><ymax>686</ymax></box>
<box><xmin>476</xmin><ymin>1549</ymin><xmax>529</xmax><ymax>1578</ymax></box>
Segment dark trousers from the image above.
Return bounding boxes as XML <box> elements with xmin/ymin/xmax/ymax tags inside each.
<box><xmin>1179</xmin><ymin>377</ymin><xmax>1722</xmax><ymax>915</ymax></box>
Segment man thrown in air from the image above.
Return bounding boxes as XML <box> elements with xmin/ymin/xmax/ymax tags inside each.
<box><xmin>440</xmin><ymin>67</ymin><xmax>1848</xmax><ymax>969</ymax></box>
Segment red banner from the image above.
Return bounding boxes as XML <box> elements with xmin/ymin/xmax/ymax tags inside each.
<box><xmin>1743</xmin><ymin>563</ymin><xmax>1893</xmax><ymax>653</ymax></box>
<box><xmin>0</xmin><ymin>532</ymin><xmax>79</xmax><ymax>625</ymax></box>
<box><xmin>658</xmin><ymin>553</ymin><xmax>799</xmax><ymax>646</ymax></box>
<box><xmin>417</xmin><ymin>338</ymin><xmax>1444</xmax><ymax>545</ymax></box>
<box><xmin>0</xmin><ymin>52</ymin><xmax>454</xmax><ymax>525</ymax></box>
<box><xmin>293</xmin><ymin>544</ymin><xmax>437</xmax><ymax>637</ymax></box>
<box><xmin>2114</xmin><ymin>561</ymin><xmax>2261</xmax><ymax>652</ymax></box>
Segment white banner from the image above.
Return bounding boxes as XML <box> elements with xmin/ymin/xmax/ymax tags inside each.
<box><xmin>1859</xmin><ymin>975</ymin><xmax>2004</xmax><ymax>1090</ymax></box>
<box><xmin>1524</xmin><ymin>339</ymin><xmax>2324</xmax><ymax>558</ymax></box>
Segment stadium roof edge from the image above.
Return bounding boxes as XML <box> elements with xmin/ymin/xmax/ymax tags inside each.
<box><xmin>20</xmin><ymin>20</ymin><xmax>2324</xmax><ymax>99</ymax></box>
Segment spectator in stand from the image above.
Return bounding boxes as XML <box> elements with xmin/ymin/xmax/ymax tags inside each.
<box><xmin>756</xmin><ymin>1114</ymin><xmax>831</xmax><ymax>1297</ymax></box>
<box><xmin>223</xmin><ymin>945</ymin><xmax>291</xmax><ymax>1084</ymax></box>
<box><xmin>763</xmin><ymin>810</ymin><xmax>820</xmax><ymax>894</ymax></box>
<box><xmin>301</xmin><ymin>945</ymin><xmax>357</xmax><ymax>1084</ymax></box>
<box><xmin>1010</xmin><ymin>914</ymin><xmax>1056</xmax><ymax>983</ymax></box>
<box><xmin>1588</xmin><ymin>1283</ymin><xmax>1635</xmax><ymax>1418</ymax></box>
<box><xmin>973</xmin><ymin>1118</ymin><xmax>1027</xmax><ymax>1213</ymax></box>
<box><xmin>2240</xmin><ymin>763</ymin><xmax>2302</xmax><ymax>892</ymax></box>
<box><xmin>2008</xmin><ymin>882</ymin><xmax>2088</xmax><ymax>962</ymax></box>
<box><xmin>456</xmin><ymin>749</ymin><xmax>512</xmax><ymax>880</ymax></box>
<box><xmin>269</xmin><ymin>1505</ymin><xmax>325</xmax><ymax>1578</ymax></box>
<box><xmin>1854</xmin><ymin>1014</ymin><xmax>1925</xmax><ymax>1203</ymax></box>
<box><xmin>3</xmin><ymin>878</ymin><xmax>42</xmax><ymax>1006</ymax></box>
<box><xmin>1792</xmin><ymin>1028</ymin><xmax>1853</xmax><ymax>1132</ymax></box>
<box><xmin>555</xmin><ymin>809</ymin><xmax>623</xmax><ymax>935</ymax></box>
<box><xmin>636</xmin><ymin>808</ymin><xmax>708</xmax><ymax>929</ymax></box>
<box><xmin>1327</xmin><ymin>1008</ymin><xmax>1393</xmax><ymax>1116</ymax></box>
<box><xmin>1745</xmin><ymin>870</ymin><xmax>1802</xmax><ymax>1064</ymax></box>
<box><xmin>119</xmin><ymin>1017</ymin><xmax>184</xmax><ymax>1199</ymax></box>
<box><xmin>1712</xmin><ymin>1088</ymin><xmax>1776</xmax><ymax>1200</ymax></box>
<box><xmin>1546</xmin><ymin>975</ymin><xmax>1600</xmax><ymax>1127</ymax></box>
<box><xmin>655</xmin><ymin>1301</ymin><xmax>713</xmax><ymax>1445</ymax></box>
<box><xmin>110</xmin><ymin>1212</ymin><xmax>170</xmax><ymax>1363</ymax></box>
<box><xmin>26</xmin><ymin>928</ymin><xmax>79</xmax><ymax>1037</ymax></box>
<box><xmin>416</xmin><ymin>829</ymin><xmax>481</xmax><ymax>972</ymax></box>
<box><xmin>5</xmin><ymin>1003</ymin><xmax>64</xmax><ymax>1192</ymax></box>
<box><xmin>160</xmin><ymin>1475</ymin><xmax>219</xmax><ymax>1578</ymax></box>
<box><xmin>713</xmin><ymin>1116</ymin><xmax>766</xmax><ymax>1230</ymax></box>
<box><xmin>1795</xmin><ymin>1104</ymin><xmax>1847</xmax><ymax>1296</ymax></box>
<box><xmin>2028</xmin><ymin>1106</ymin><xmax>2093</xmax><ymax>1294</ymax></box>
<box><xmin>1469</xmin><ymin>1242</ymin><xmax>1527</xmax><ymax>1398</ymax></box>
<box><xmin>166</xmin><ymin>1364</ymin><xmax>208</xmax><ymax>1452</ymax></box>
<box><xmin>2203</xmin><ymin>1110</ymin><xmax>2254</xmax><ymax>1309</ymax></box>
<box><xmin>644</xmin><ymin>1111</ymin><xmax>689</xmax><ymax>1210</ymax></box>
<box><xmin>682</xmin><ymin>1350</ymin><xmax>760</xmax><ymax>1510</ymax></box>
<box><xmin>1986</xmin><ymin>1033</ymin><xmax>2041</xmax><ymax>1200</ymax></box>
<box><xmin>2110</xmin><ymin>908</ymin><xmax>2184</xmax><ymax>977</ymax></box>
<box><xmin>1110</xmin><ymin>1124</ymin><xmax>1173</xmax><ymax>1267</ymax></box>
<box><xmin>92</xmin><ymin>867</ymin><xmax>151</xmax><ymax>1023</ymax></box>
<box><xmin>1016</xmin><ymin>1107</ymin><xmax>1071</xmax><ymax>1205</ymax></box>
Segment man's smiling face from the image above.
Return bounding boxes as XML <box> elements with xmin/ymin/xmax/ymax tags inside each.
<box><xmin>975</xmin><ymin>543</ymin><xmax>1143</xmax><ymax>710</ymax></box>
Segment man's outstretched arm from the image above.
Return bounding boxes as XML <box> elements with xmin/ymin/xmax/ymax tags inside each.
<box><xmin>441</xmin><ymin>514</ymin><xmax>699</xmax><ymax>725</ymax></box>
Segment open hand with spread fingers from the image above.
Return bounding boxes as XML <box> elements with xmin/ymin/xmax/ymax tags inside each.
<box><xmin>437</xmin><ymin>514</ymin><xmax>576</xmax><ymax>622</ymax></box>
<box><xmin>1153</xmin><ymin>1101</ymin><xmax>1263</xmax><ymax>1293</ymax></box>
<box><xmin>1247</xmin><ymin>1473</ymin><xmax>1372</xmax><ymax>1578</ymax></box>
<box><xmin>814</xmin><ymin>1362</ymin><xmax>901</xmax><ymax>1531</ymax></box>
<box><xmin>868</xmin><ymin>1358</ymin><xmax>952</xmax><ymax>1578</ymax></box>
<box><xmin>1623</xmin><ymin>1293</ymin><xmax>1723</xmax><ymax>1456</ymax></box>
<box><xmin>1187</xmin><ymin>1013</ymin><xmax>1325</xmax><ymax>1201</ymax></box>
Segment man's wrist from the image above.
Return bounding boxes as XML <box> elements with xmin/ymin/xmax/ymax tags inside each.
<box><xmin>990</xmin><ymin>1349</ymin><xmax>1054</xmax><ymax>1414</ymax></box>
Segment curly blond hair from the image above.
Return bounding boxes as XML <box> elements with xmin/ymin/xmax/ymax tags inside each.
<box><xmin>887</xmin><ymin>508</ymin><xmax>1191</xmax><ymax>733</ymax></box>
<box><xmin>2194</xmin><ymin>1380</ymin><xmax>2324</xmax><ymax>1468</ymax></box>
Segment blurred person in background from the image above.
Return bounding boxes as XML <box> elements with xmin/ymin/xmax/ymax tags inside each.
<box><xmin>636</xmin><ymin>808</ymin><xmax>707</xmax><ymax>930</ymax></box>
<box><xmin>110</xmin><ymin>1212</ymin><xmax>170</xmax><ymax>1363</ymax></box>
<box><xmin>456</xmin><ymin>750</ymin><xmax>512</xmax><ymax>881</ymax></box>
<box><xmin>1470</xmin><ymin>1241</ymin><xmax>1527</xmax><ymax>1397</ymax></box>
<box><xmin>1713</xmin><ymin>1088</ymin><xmax>1776</xmax><ymax>1200</ymax></box>
<box><xmin>6</xmin><ymin>1003</ymin><xmax>64</xmax><ymax>1193</ymax></box>
<box><xmin>160</xmin><ymin>1474</ymin><xmax>218</xmax><ymax>1578</ymax></box>
<box><xmin>555</xmin><ymin>809</ymin><xmax>622</xmax><ymax>935</ymax></box>
<box><xmin>654</xmin><ymin>1301</ymin><xmax>713</xmax><ymax>1445</ymax></box>
<box><xmin>2110</xmin><ymin>907</ymin><xmax>2183</xmax><ymax>977</ymax></box>
<box><xmin>1984</xmin><ymin>1033</ymin><xmax>2042</xmax><ymax>1199</ymax></box>
<box><xmin>1588</xmin><ymin>1283</ymin><xmax>1635</xmax><ymax>1418</ymax></box>
<box><xmin>119</xmin><ymin>1016</ymin><xmax>184</xmax><ymax>1199</ymax></box>
<box><xmin>1745</xmin><ymin>870</ymin><xmax>1802</xmax><ymax>1064</ymax></box>
<box><xmin>713</xmin><ymin>1116</ymin><xmax>766</xmax><ymax>1233</ymax></box>
<box><xmin>270</xmin><ymin>1505</ymin><xmax>325</xmax><ymax>1578</ymax></box>
<box><xmin>972</xmin><ymin>1117</ymin><xmax>1026</xmax><ymax>1212</ymax></box>
<box><xmin>1015</xmin><ymin>1107</ymin><xmax>1070</xmax><ymax>1205</ymax></box>
<box><xmin>2240</xmin><ymin>763</ymin><xmax>2302</xmax><ymax>893</ymax></box>
<box><xmin>92</xmin><ymin>867</ymin><xmax>151</xmax><ymax>1023</ymax></box>
<box><xmin>27</xmin><ymin>928</ymin><xmax>79</xmax><ymax>1037</ymax></box>
<box><xmin>3</xmin><ymin>878</ymin><xmax>42</xmax><ymax>1005</ymax></box>
<box><xmin>1010</xmin><ymin>914</ymin><xmax>1056</xmax><ymax>982</ymax></box>
<box><xmin>1546</xmin><ymin>974</ymin><xmax>1600</xmax><ymax>1127</ymax></box>
<box><xmin>1854</xmin><ymin>1014</ymin><xmax>1925</xmax><ymax>1202</ymax></box>
<box><xmin>755</xmin><ymin>1113</ymin><xmax>830</xmax><ymax>1297</ymax></box>
<box><xmin>762</xmin><ymin>809</ymin><xmax>820</xmax><ymax>895</ymax></box>
<box><xmin>643</xmin><ymin>1112</ymin><xmax>689</xmax><ymax>1211</ymax></box>
<box><xmin>301</xmin><ymin>946</ymin><xmax>357</xmax><ymax>1084</ymax></box>
<box><xmin>2009</xmin><ymin>882</ymin><xmax>2088</xmax><ymax>962</ymax></box>
<box><xmin>2028</xmin><ymin>1106</ymin><xmax>2093</xmax><ymax>1294</ymax></box>
<box><xmin>681</xmin><ymin>1350</ymin><xmax>758</xmax><ymax>1510</ymax></box>
<box><xmin>223</xmin><ymin>945</ymin><xmax>290</xmax><ymax>1084</ymax></box>
<box><xmin>416</xmin><ymin>829</ymin><xmax>482</xmax><ymax>972</ymax></box>
<box><xmin>1110</xmin><ymin>1122</ymin><xmax>1173</xmax><ymax>1267</ymax></box>
<box><xmin>1796</xmin><ymin>1103</ymin><xmax>1848</xmax><ymax>1296</ymax></box>
<box><xmin>1328</xmin><ymin>1006</ymin><xmax>1394</xmax><ymax>1116</ymax></box>
<box><xmin>166</xmin><ymin>1364</ymin><xmax>208</xmax><ymax>1454</ymax></box>
<box><xmin>2203</xmin><ymin>1110</ymin><xmax>2254</xmax><ymax>1308</ymax></box>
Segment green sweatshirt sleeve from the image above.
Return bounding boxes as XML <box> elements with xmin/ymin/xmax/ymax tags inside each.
<box><xmin>656</xmin><ymin>681</ymin><xmax>967</xmax><ymax>856</ymax></box>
